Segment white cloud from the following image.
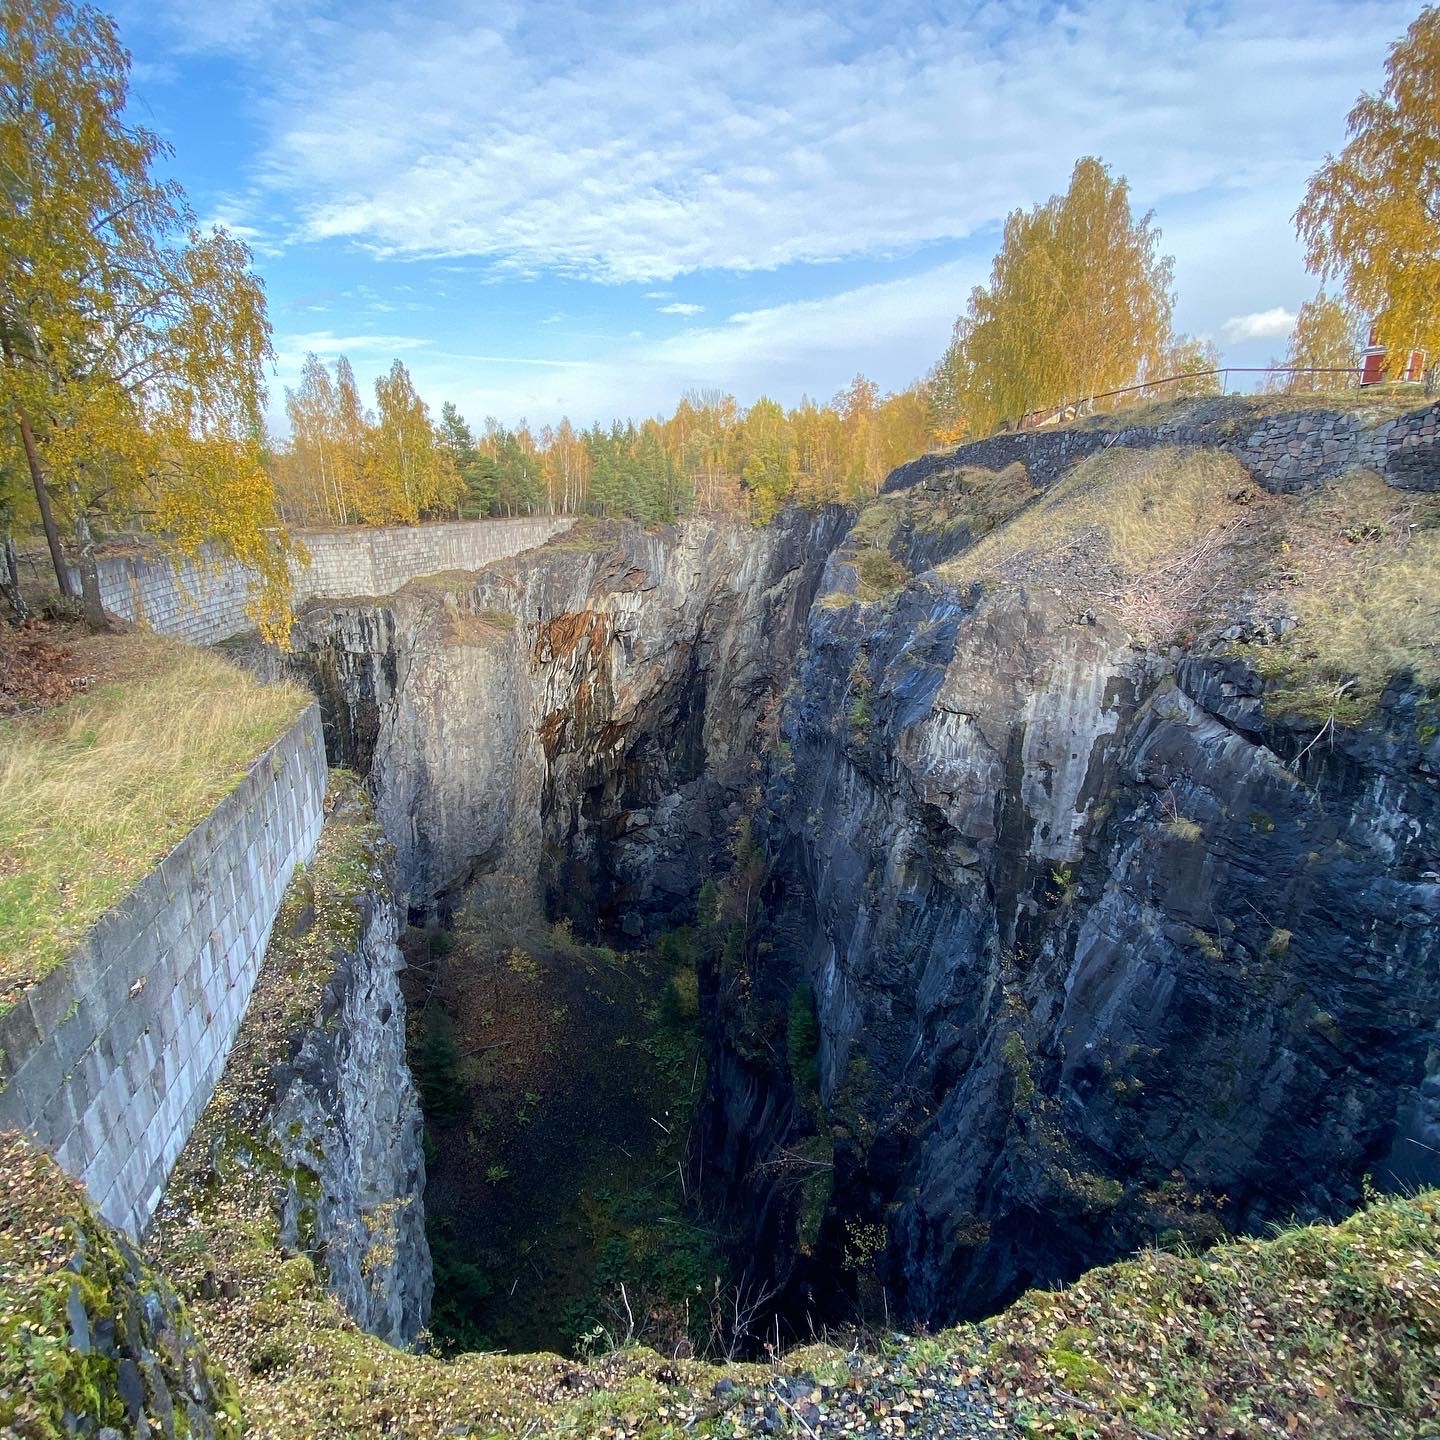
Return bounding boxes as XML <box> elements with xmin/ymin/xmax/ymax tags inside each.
<box><xmin>191</xmin><ymin>0</ymin><xmax>1413</xmax><ymax>284</ymax></box>
<box><xmin>657</xmin><ymin>302</ymin><xmax>704</xmax><ymax>316</ymax></box>
<box><xmin>348</xmin><ymin>258</ymin><xmax>985</xmax><ymax>433</ymax></box>
<box><xmin>196</xmin><ymin>196</ymin><xmax>287</xmax><ymax>259</ymax></box>
<box><xmin>270</xmin><ymin>329</ymin><xmax>431</xmax><ymax>391</ymax></box>
<box><xmin>1222</xmin><ymin>307</ymin><xmax>1298</xmax><ymax>343</ymax></box>
<box><xmin>280</xmin><ymin>330</ymin><xmax>430</xmax><ymax>354</ymax></box>
<box><xmin>118</xmin><ymin>0</ymin><xmax>318</xmax><ymax>53</ymax></box>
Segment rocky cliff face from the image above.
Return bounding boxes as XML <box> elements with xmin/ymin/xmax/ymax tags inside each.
<box><xmin>742</xmin><ymin>580</ymin><xmax>1438</xmax><ymax>1325</ymax></box>
<box><xmin>155</xmin><ymin>777</ymin><xmax>431</xmax><ymax>1350</ymax></box>
<box><xmin>266</xmin><ymin>826</ymin><xmax>432</xmax><ymax>1345</ymax></box>
<box><xmin>291</xmin><ymin>512</ymin><xmax>848</xmax><ymax>927</ymax></box>
<box><xmin>701</xmin><ymin>410</ymin><xmax>1440</xmax><ymax>1329</ymax></box>
<box><xmin>286</xmin><ymin>398</ymin><xmax>1440</xmax><ymax>1336</ymax></box>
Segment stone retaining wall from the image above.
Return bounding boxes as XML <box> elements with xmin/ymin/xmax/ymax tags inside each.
<box><xmin>884</xmin><ymin>397</ymin><xmax>1440</xmax><ymax>498</ymax></box>
<box><xmin>0</xmin><ymin>707</ymin><xmax>327</xmax><ymax>1236</ymax></box>
<box><xmin>73</xmin><ymin>516</ymin><xmax>573</xmax><ymax>645</ymax></box>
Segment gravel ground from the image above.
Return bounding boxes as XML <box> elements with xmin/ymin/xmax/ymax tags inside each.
<box><xmin>707</xmin><ymin>1340</ymin><xmax>1016</xmax><ymax>1438</ymax></box>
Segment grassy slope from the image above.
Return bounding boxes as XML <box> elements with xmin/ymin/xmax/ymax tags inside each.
<box><xmin>142</xmin><ymin>1157</ymin><xmax>1440</xmax><ymax>1438</ymax></box>
<box><xmin>0</xmin><ymin>633</ymin><xmax>311</xmax><ymax>1008</ymax></box>
<box><xmin>917</xmin><ymin>445</ymin><xmax>1439</xmax><ymax>721</ymax></box>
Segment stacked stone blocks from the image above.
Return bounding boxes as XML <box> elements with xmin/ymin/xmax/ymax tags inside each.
<box><xmin>884</xmin><ymin>398</ymin><xmax>1440</xmax><ymax>499</ymax></box>
<box><xmin>71</xmin><ymin>516</ymin><xmax>572</xmax><ymax>646</ymax></box>
<box><xmin>0</xmin><ymin>706</ymin><xmax>327</xmax><ymax>1236</ymax></box>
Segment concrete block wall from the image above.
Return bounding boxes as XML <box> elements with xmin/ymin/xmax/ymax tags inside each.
<box><xmin>69</xmin><ymin>545</ymin><xmax>264</xmax><ymax>647</ymax></box>
<box><xmin>292</xmin><ymin>516</ymin><xmax>571</xmax><ymax>603</ymax></box>
<box><xmin>77</xmin><ymin>516</ymin><xmax>573</xmax><ymax>645</ymax></box>
<box><xmin>0</xmin><ymin>706</ymin><xmax>327</xmax><ymax>1236</ymax></box>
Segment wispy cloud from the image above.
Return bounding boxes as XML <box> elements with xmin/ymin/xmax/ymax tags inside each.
<box><xmin>1222</xmin><ymin>307</ymin><xmax>1297</xmax><ymax>343</ymax></box>
<box><xmin>280</xmin><ymin>330</ymin><xmax>430</xmax><ymax>353</ymax></box>
<box><xmin>129</xmin><ymin>0</ymin><xmax>1418</xmax><ymax>428</ymax></box>
<box><xmin>373</xmin><ymin>258</ymin><xmax>984</xmax><ymax>430</ymax></box>
<box><xmin>136</xmin><ymin>1</ymin><xmax>1416</xmax><ymax>285</ymax></box>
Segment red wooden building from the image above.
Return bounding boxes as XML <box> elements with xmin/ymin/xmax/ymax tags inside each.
<box><xmin>1360</xmin><ymin>326</ymin><xmax>1427</xmax><ymax>385</ymax></box>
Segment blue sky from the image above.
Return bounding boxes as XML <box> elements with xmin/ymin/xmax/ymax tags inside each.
<box><xmin>112</xmin><ymin>0</ymin><xmax>1417</xmax><ymax>433</ymax></box>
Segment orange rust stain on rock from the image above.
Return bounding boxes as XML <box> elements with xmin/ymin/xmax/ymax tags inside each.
<box><xmin>534</xmin><ymin>609</ymin><xmax>612</xmax><ymax>664</ymax></box>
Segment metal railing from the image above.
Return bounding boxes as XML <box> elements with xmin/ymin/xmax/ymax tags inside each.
<box><xmin>1012</xmin><ymin>366</ymin><xmax>1370</xmax><ymax>433</ymax></box>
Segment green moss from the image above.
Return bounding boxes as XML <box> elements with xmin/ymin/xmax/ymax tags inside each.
<box><xmin>1001</xmin><ymin>1031</ymin><xmax>1036</xmax><ymax>1107</ymax></box>
<box><xmin>1046</xmin><ymin>1328</ymin><xmax>1106</xmax><ymax>1390</ymax></box>
<box><xmin>793</xmin><ymin>1134</ymin><xmax>834</xmax><ymax>1255</ymax></box>
<box><xmin>0</xmin><ymin>1133</ymin><xmax>241</xmax><ymax>1439</ymax></box>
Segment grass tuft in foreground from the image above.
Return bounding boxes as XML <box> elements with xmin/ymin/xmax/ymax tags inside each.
<box><xmin>0</xmin><ymin>633</ymin><xmax>311</xmax><ymax>1007</ymax></box>
<box><xmin>975</xmin><ymin>1187</ymin><xmax>1440</xmax><ymax>1437</ymax></box>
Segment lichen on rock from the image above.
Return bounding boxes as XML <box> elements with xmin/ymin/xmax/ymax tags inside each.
<box><xmin>0</xmin><ymin>1130</ymin><xmax>240</xmax><ymax>1439</ymax></box>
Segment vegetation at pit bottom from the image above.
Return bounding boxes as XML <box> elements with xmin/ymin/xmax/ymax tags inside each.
<box><xmin>404</xmin><ymin>910</ymin><xmax>725</xmax><ymax>1360</ymax></box>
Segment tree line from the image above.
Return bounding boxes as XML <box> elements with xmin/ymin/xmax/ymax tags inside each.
<box><xmin>270</xmin><ymin>366</ymin><xmax>932</xmax><ymax>527</ymax></box>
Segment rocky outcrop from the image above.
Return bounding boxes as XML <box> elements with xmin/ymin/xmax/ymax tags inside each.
<box><xmin>280</xmin><ymin>397</ymin><xmax>1439</xmax><ymax>1338</ymax></box>
<box><xmin>702</xmin><ymin>462</ymin><xmax>1440</xmax><ymax>1327</ymax></box>
<box><xmin>292</xmin><ymin>512</ymin><xmax>849</xmax><ymax>928</ymax></box>
<box><xmin>266</xmin><ymin>810</ymin><xmax>431</xmax><ymax>1346</ymax></box>
<box><xmin>155</xmin><ymin>776</ymin><xmax>431</xmax><ymax>1350</ymax></box>
<box><xmin>884</xmin><ymin>394</ymin><xmax>1440</xmax><ymax>497</ymax></box>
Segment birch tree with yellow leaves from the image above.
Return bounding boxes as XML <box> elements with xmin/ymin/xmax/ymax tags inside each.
<box><xmin>1296</xmin><ymin>6</ymin><xmax>1440</xmax><ymax>385</ymax></box>
<box><xmin>930</xmin><ymin>157</ymin><xmax>1174</xmax><ymax>438</ymax></box>
<box><xmin>0</xmin><ymin>0</ymin><xmax>291</xmax><ymax>635</ymax></box>
<box><xmin>363</xmin><ymin>360</ymin><xmax>461</xmax><ymax>524</ymax></box>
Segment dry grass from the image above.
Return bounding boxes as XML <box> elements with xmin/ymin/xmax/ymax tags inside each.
<box><xmin>977</xmin><ymin>1188</ymin><xmax>1440</xmax><ymax>1438</ymax></box>
<box><xmin>941</xmin><ymin>447</ymin><xmax>1239</xmax><ymax>587</ymax></box>
<box><xmin>0</xmin><ymin>635</ymin><xmax>311</xmax><ymax>1005</ymax></box>
<box><xmin>1074</xmin><ymin>387</ymin><xmax>1431</xmax><ymax>434</ymax></box>
<box><xmin>935</xmin><ymin>443</ymin><xmax>1439</xmax><ymax>718</ymax></box>
<box><xmin>443</xmin><ymin>606</ymin><xmax>518</xmax><ymax>647</ymax></box>
<box><xmin>938</xmin><ymin>446</ymin><xmax>1249</xmax><ymax>644</ymax></box>
<box><xmin>1254</xmin><ymin>471</ymin><xmax>1440</xmax><ymax>720</ymax></box>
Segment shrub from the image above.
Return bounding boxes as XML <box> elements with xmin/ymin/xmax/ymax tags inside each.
<box><xmin>786</xmin><ymin>984</ymin><xmax>821</xmax><ymax>1101</ymax></box>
